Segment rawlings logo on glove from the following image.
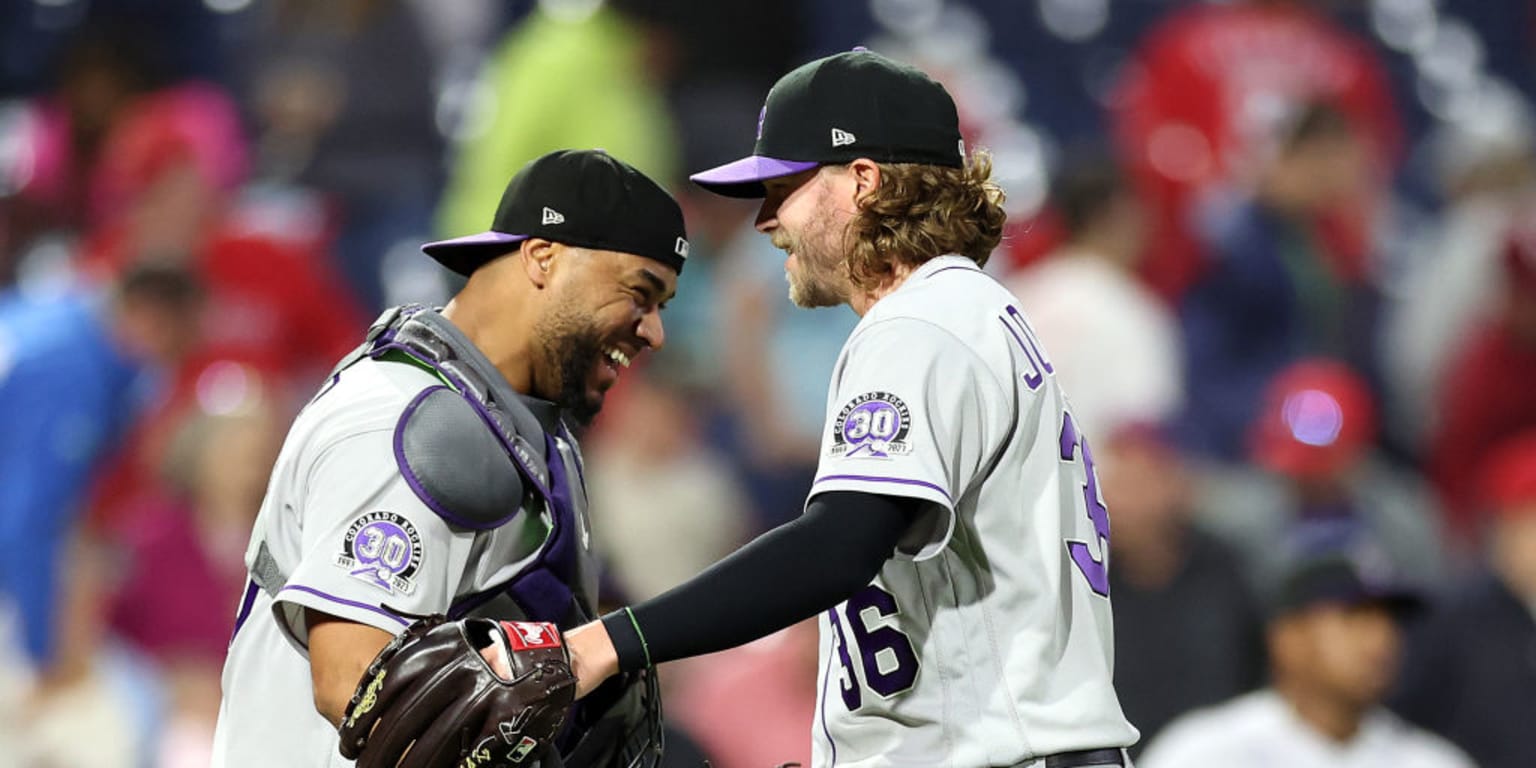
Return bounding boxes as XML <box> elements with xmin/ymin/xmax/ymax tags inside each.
<box><xmin>338</xmin><ymin>615</ymin><xmax>576</xmax><ymax>768</ymax></box>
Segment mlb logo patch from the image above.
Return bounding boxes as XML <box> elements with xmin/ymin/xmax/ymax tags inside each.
<box><xmin>500</xmin><ymin>621</ymin><xmax>562</xmax><ymax>650</ymax></box>
<box><xmin>509</xmin><ymin>736</ymin><xmax>539</xmax><ymax>763</ymax></box>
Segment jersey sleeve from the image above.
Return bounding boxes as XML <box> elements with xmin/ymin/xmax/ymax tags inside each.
<box><xmin>271</xmin><ymin>423</ymin><xmax>483</xmax><ymax>646</ymax></box>
<box><xmin>808</xmin><ymin>317</ymin><xmax>1006</xmax><ymax>561</ymax></box>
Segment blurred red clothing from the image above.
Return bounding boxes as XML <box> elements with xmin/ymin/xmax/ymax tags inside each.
<box><xmin>77</xmin><ymin>223</ymin><xmax>365</xmax><ymax>533</ymax></box>
<box><xmin>101</xmin><ymin>492</ymin><xmax>244</xmax><ymax>665</ymax></box>
<box><xmin>1111</xmin><ymin>1</ymin><xmax>1401</xmax><ymax>299</ymax></box>
<box><xmin>1431</xmin><ymin>320</ymin><xmax>1536</xmax><ymax>535</ymax></box>
<box><xmin>80</xmin><ymin>221</ymin><xmax>364</xmax><ymax>381</ymax></box>
<box><xmin>670</xmin><ymin>626</ymin><xmax>816</xmax><ymax>768</ymax></box>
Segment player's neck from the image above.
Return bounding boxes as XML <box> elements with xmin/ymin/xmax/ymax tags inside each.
<box><xmin>441</xmin><ymin>295</ymin><xmax>537</xmax><ymax>394</ymax></box>
<box><xmin>849</xmin><ymin>264</ymin><xmax>917</xmax><ymax>316</ymax></box>
<box><xmin>1276</xmin><ymin>682</ymin><xmax>1368</xmax><ymax>744</ymax></box>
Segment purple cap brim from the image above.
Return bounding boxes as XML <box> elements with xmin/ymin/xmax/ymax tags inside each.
<box><xmin>421</xmin><ymin>231</ymin><xmax>530</xmax><ymax>277</ymax></box>
<box><xmin>690</xmin><ymin>156</ymin><xmax>820</xmax><ymax>199</ymax></box>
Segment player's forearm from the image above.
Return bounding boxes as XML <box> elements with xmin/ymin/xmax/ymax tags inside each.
<box><xmin>573</xmin><ymin>491</ymin><xmax>923</xmax><ymax>693</ymax></box>
<box><xmin>305</xmin><ymin>610</ymin><xmax>395</xmax><ymax>726</ymax></box>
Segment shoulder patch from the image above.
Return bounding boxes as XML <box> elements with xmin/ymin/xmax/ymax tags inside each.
<box><xmin>395</xmin><ymin>386</ymin><xmax>528</xmax><ymax>530</ymax></box>
<box><xmin>335</xmin><ymin>511</ymin><xmax>422</xmax><ymax>595</ymax></box>
<box><xmin>830</xmin><ymin>391</ymin><xmax>912</xmax><ymax>459</ymax></box>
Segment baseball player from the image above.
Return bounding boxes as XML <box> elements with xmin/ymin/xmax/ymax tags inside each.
<box><xmin>212</xmin><ymin>149</ymin><xmax>688</xmax><ymax>767</ymax></box>
<box><xmin>563</xmin><ymin>50</ymin><xmax>1140</xmax><ymax>767</ymax></box>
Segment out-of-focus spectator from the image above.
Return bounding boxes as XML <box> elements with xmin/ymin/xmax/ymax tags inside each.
<box><xmin>1196</xmin><ymin>359</ymin><xmax>1447</xmax><ymax>591</ymax></box>
<box><xmin>719</xmin><ymin>226</ymin><xmax>859</xmax><ymax>530</ymax></box>
<box><xmin>77</xmin><ymin>89</ymin><xmax>363</xmax><ymax>390</ymax></box>
<box><xmin>2</xmin><ymin>22</ymin><xmax>161</xmax><ymax>280</ymax></box>
<box><xmin>1111</xmin><ymin>0</ymin><xmax>1400</xmax><ymax>301</ymax></box>
<box><xmin>0</xmin><ymin>263</ymin><xmax>201</xmax><ymax>665</ymax></box>
<box><xmin>647</xmin><ymin>84</ymin><xmax>763</xmax><ymax>398</ymax></box>
<box><xmin>585</xmin><ymin>370</ymin><xmax>749</xmax><ymax>603</ymax></box>
<box><xmin>96</xmin><ymin>394</ymin><xmax>280</xmax><ymax>768</ymax></box>
<box><xmin>1138</xmin><ymin>550</ymin><xmax>1475</xmax><ymax>768</ymax></box>
<box><xmin>1392</xmin><ymin>431</ymin><xmax>1536</xmax><ymax>768</ymax></box>
<box><xmin>434</xmin><ymin>0</ymin><xmax>678</xmax><ymax>242</ymax></box>
<box><xmin>1178</xmin><ymin>103</ymin><xmax>1382</xmax><ymax>461</ymax></box>
<box><xmin>669</xmin><ymin>620</ymin><xmax>816</xmax><ymax>768</ymax></box>
<box><xmin>1383</xmin><ymin>88</ymin><xmax>1536</xmax><ymax>450</ymax></box>
<box><xmin>238</xmin><ymin>0</ymin><xmax>446</xmax><ymax>311</ymax></box>
<box><xmin>1100</xmin><ymin>424</ymin><xmax>1264</xmax><ymax>754</ymax></box>
<box><xmin>1429</xmin><ymin>231</ymin><xmax>1536</xmax><ymax>540</ymax></box>
<box><xmin>1006</xmin><ymin>152</ymin><xmax>1181</xmax><ymax>439</ymax></box>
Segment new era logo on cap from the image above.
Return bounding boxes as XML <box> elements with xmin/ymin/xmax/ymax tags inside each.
<box><xmin>541</xmin><ymin>207</ymin><xmax>565</xmax><ymax>225</ymax></box>
<box><xmin>675</xmin><ymin>237</ymin><xmax>689</xmax><ymax>259</ymax></box>
<box><xmin>831</xmin><ymin>128</ymin><xmax>857</xmax><ymax>147</ymax></box>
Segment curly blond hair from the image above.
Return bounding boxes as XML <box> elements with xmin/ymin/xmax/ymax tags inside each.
<box><xmin>844</xmin><ymin>150</ymin><xmax>1007</xmax><ymax>292</ymax></box>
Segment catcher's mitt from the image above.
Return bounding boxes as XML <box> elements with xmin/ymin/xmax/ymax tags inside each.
<box><xmin>338</xmin><ymin>615</ymin><xmax>576</xmax><ymax>768</ymax></box>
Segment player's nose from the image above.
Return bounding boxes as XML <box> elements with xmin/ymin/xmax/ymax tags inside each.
<box><xmin>754</xmin><ymin>199</ymin><xmax>780</xmax><ymax>233</ymax></box>
<box><xmin>638</xmin><ymin>308</ymin><xmax>665</xmax><ymax>351</ymax></box>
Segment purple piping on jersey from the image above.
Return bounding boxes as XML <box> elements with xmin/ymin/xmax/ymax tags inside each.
<box><xmin>392</xmin><ymin>384</ymin><xmax>512</xmax><ymax>531</ymax></box>
<box><xmin>817</xmin><ymin>629</ymin><xmax>840</xmax><ymax>765</ymax></box>
<box><xmin>277</xmin><ymin>585</ymin><xmax>410</xmax><ymax>626</ymax></box>
<box><xmin>925</xmin><ymin>264</ymin><xmax>979</xmax><ymax>279</ymax></box>
<box><xmin>814</xmin><ymin>474</ymin><xmax>953</xmax><ymax>503</ymax></box>
<box><xmin>230</xmin><ymin>580</ymin><xmax>260</xmax><ymax>640</ymax></box>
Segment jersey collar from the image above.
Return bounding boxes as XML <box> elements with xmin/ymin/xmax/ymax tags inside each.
<box><xmin>913</xmin><ymin>254</ymin><xmax>981</xmax><ymax>282</ymax></box>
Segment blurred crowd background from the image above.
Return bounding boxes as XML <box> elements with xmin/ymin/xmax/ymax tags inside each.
<box><xmin>0</xmin><ymin>0</ymin><xmax>1533</xmax><ymax>766</ymax></box>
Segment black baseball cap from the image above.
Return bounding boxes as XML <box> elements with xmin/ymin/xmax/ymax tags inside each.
<box><xmin>1268</xmin><ymin>554</ymin><xmax>1425</xmax><ymax>622</ymax></box>
<box><xmin>690</xmin><ymin>49</ymin><xmax>966</xmax><ymax>199</ymax></box>
<box><xmin>423</xmin><ymin>149</ymin><xmax>689</xmax><ymax>276</ymax></box>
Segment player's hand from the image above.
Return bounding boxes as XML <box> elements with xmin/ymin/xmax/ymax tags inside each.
<box><xmin>564</xmin><ymin>620</ymin><xmax>621</xmax><ymax>699</ymax></box>
<box><xmin>337</xmin><ymin>615</ymin><xmax>575</xmax><ymax>768</ymax></box>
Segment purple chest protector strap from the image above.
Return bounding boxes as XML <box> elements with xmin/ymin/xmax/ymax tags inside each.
<box><xmin>340</xmin><ymin>305</ymin><xmax>599</xmax><ymax>627</ymax></box>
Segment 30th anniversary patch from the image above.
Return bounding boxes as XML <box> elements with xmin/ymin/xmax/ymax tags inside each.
<box><xmin>830</xmin><ymin>391</ymin><xmax>912</xmax><ymax>459</ymax></box>
<box><xmin>335</xmin><ymin>511</ymin><xmax>422</xmax><ymax>595</ymax></box>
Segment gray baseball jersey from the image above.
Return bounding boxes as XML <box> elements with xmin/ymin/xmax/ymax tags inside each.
<box><xmin>212</xmin><ymin>354</ymin><xmax>590</xmax><ymax>767</ymax></box>
<box><xmin>807</xmin><ymin>256</ymin><xmax>1138</xmax><ymax>766</ymax></box>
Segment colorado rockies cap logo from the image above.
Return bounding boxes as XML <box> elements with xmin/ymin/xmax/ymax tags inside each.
<box><xmin>335</xmin><ymin>511</ymin><xmax>423</xmax><ymax>594</ymax></box>
<box><xmin>830</xmin><ymin>391</ymin><xmax>912</xmax><ymax>459</ymax></box>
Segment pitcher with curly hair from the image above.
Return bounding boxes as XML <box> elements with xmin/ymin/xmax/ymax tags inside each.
<box><xmin>562</xmin><ymin>49</ymin><xmax>1140</xmax><ymax>768</ymax></box>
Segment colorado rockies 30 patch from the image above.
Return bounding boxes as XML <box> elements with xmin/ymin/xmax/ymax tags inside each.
<box><xmin>831</xmin><ymin>391</ymin><xmax>912</xmax><ymax>459</ymax></box>
<box><xmin>335</xmin><ymin>511</ymin><xmax>422</xmax><ymax>594</ymax></box>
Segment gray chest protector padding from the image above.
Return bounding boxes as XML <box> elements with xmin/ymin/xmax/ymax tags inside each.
<box><xmin>395</xmin><ymin>386</ymin><xmax>527</xmax><ymax>530</ymax></box>
<box><xmin>336</xmin><ymin>305</ymin><xmax>558</xmax><ymax>531</ymax></box>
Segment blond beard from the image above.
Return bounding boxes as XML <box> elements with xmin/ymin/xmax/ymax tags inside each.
<box><xmin>779</xmin><ymin>195</ymin><xmax>850</xmax><ymax>308</ymax></box>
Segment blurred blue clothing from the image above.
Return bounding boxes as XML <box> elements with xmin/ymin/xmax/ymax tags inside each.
<box><xmin>1177</xmin><ymin>200</ymin><xmax>1381</xmax><ymax>460</ymax></box>
<box><xmin>0</xmin><ymin>287</ymin><xmax>146</xmax><ymax>663</ymax></box>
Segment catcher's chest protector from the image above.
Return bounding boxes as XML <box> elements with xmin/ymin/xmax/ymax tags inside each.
<box><xmin>329</xmin><ymin>304</ymin><xmax>601</xmax><ymax>628</ymax></box>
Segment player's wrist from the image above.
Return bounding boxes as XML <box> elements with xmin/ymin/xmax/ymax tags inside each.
<box><xmin>568</xmin><ymin>618</ymin><xmax>623</xmax><ymax>699</ymax></box>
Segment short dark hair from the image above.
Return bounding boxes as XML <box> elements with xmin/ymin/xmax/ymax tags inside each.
<box><xmin>115</xmin><ymin>262</ymin><xmax>203</xmax><ymax>310</ymax></box>
<box><xmin>1049</xmin><ymin>152</ymin><xmax>1128</xmax><ymax>240</ymax></box>
<box><xmin>1280</xmin><ymin>101</ymin><xmax>1356</xmax><ymax>153</ymax></box>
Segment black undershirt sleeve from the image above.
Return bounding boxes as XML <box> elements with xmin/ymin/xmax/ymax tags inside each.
<box><xmin>599</xmin><ymin>490</ymin><xmax>927</xmax><ymax>672</ymax></box>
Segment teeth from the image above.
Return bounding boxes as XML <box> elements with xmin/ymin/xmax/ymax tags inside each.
<box><xmin>605</xmin><ymin>348</ymin><xmax>631</xmax><ymax>368</ymax></box>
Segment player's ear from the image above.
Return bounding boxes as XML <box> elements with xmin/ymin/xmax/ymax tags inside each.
<box><xmin>848</xmin><ymin>158</ymin><xmax>883</xmax><ymax>202</ymax></box>
<box><xmin>520</xmin><ymin>239</ymin><xmax>559</xmax><ymax>289</ymax></box>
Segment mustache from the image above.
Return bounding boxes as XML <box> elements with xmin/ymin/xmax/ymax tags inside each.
<box><xmin>770</xmin><ymin>233</ymin><xmax>794</xmax><ymax>251</ymax></box>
